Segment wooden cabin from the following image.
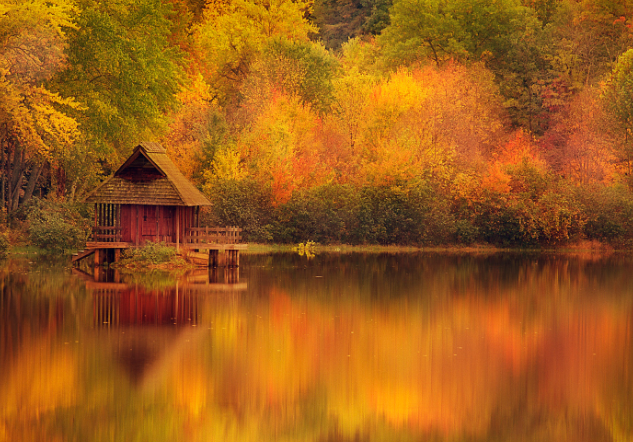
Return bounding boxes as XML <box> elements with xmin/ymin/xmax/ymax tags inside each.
<box><xmin>74</xmin><ymin>142</ymin><xmax>244</xmax><ymax>267</ymax></box>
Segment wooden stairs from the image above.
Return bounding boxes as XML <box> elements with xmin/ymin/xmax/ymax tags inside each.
<box><xmin>72</xmin><ymin>248</ymin><xmax>96</xmax><ymax>264</ymax></box>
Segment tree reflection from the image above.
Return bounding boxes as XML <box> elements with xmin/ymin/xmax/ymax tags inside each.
<box><xmin>2</xmin><ymin>253</ymin><xmax>633</xmax><ymax>441</ymax></box>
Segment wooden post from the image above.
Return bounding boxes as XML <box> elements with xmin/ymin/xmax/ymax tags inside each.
<box><xmin>155</xmin><ymin>205</ymin><xmax>159</xmax><ymax>243</ymax></box>
<box><xmin>209</xmin><ymin>249</ymin><xmax>218</xmax><ymax>268</ymax></box>
<box><xmin>228</xmin><ymin>250</ymin><xmax>240</xmax><ymax>267</ymax></box>
<box><xmin>209</xmin><ymin>267</ymin><xmax>218</xmax><ymax>283</ymax></box>
<box><xmin>176</xmin><ymin>206</ymin><xmax>180</xmax><ymax>252</ymax></box>
<box><xmin>135</xmin><ymin>205</ymin><xmax>139</xmax><ymax>245</ymax></box>
<box><xmin>114</xmin><ymin>248</ymin><xmax>121</xmax><ymax>263</ymax></box>
<box><xmin>226</xmin><ymin>267</ymin><xmax>239</xmax><ymax>284</ymax></box>
<box><xmin>218</xmin><ymin>250</ymin><xmax>227</xmax><ymax>267</ymax></box>
<box><xmin>94</xmin><ymin>204</ymin><xmax>98</xmax><ymax>240</ymax></box>
<box><xmin>94</xmin><ymin>248</ymin><xmax>101</xmax><ymax>267</ymax></box>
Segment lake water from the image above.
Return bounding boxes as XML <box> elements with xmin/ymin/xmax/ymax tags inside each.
<box><xmin>2</xmin><ymin>251</ymin><xmax>633</xmax><ymax>441</ymax></box>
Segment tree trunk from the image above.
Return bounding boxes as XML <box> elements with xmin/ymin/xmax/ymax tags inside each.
<box><xmin>0</xmin><ymin>125</ymin><xmax>5</xmax><ymax>211</ymax></box>
<box><xmin>10</xmin><ymin>175</ymin><xmax>23</xmax><ymax>212</ymax></box>
<box><xmin>8</xmin><ymin>142</ymin><xmax>25</xmax><ymax>212</ymax></box>
<box><xmin>21</xmin><ymin>161</ymin><xmax>44</xmax><ymax>206</ymax></box>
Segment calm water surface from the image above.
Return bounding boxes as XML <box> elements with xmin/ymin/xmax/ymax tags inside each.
<box><xmin>2</xmin><ymin>252</ymin><xmax>633</xmax><ymax>441</ymax></box>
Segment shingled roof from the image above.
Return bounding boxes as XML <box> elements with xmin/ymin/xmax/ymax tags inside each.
<box><xmin>84</xmin><ymin>142</ymin><xmax>211</xmax><ymax>206</ymax></box>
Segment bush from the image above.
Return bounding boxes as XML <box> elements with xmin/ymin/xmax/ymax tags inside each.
<box><xmin>270</xmin><ymin>184</ymin><xmax>360</xmax><ymax>244</ymax></box>
<box><xmin>204</xmin><ymin>178</ymin><xmax>275</xmax><ymax>242</ymax></box>
<box><xmin>0</xmin><ymin>233</ymin><xmax>8</xmax><ymax>258</ymax></box>
<box><xmin>579</xmin><ymin>184</ymin><xmax>633</xmax><ymax>245</ymax></box>
<box><xmin>117</xmin><ymin>242</ymin><xmax>183</xmax><ymax>266</ymax></box>
<box><xmin>27</xmin><ymin>199</ymin><xmax>91</xmax><ymax>253</ymax></box>
<box><xmin>453</xmin><ymin>220</ymin><xmax>479</xmax><ymax>244</ymax></box>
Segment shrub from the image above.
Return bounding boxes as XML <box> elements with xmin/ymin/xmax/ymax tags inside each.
<box><xmin>270</xmin><ymin>184</ymin><xmax>360</xmax><ymax>244</ymax></box>
<box><xmin>27</xmin><ymin>199</ymin><xmax>91</xmax><ymax>253</ymax></box>
<box><xmin>117</xmin><ymin>242</ymin><xmax>183</xmax><ymax>267</ymax></box>
<box><xmin>453</xmin><ymin>220</ymin><xmax>479</xmax><ymax>244</ymax></box>
<box><xmin>578</xmin><ymin>184</ymin><xmax>633</xmax><ymax>245</ymax></box>
<box><xmin>0</xmin><ymin>233</ymin><xmax>8</xmax><ymax>258</ymax></box>
<box><xmin>204</xmin><ymin>178</ymin><xmax>275</xmax><ymax>242</ymax></box>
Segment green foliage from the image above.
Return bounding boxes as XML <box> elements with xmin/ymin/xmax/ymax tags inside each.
<box><xmin>194</xmin><ymin>0</ymin><xmax>316</xmax><ymax>103</ymax></box>
<box><xmin>361</xmin><ymin>0</ymin><xmax>392</xmax><ymax>35</ymax></box>
<box><xmin>26</xmin><ymin>199</ymin><xmax>91</xmax><ymax>253</ymax></box>
<box><xmin>379</xmin><ymin>0</ymin><xmax>536</xmax><ymax>65</ymax></box>
<box><xmin>604</xmin><ymin>49</ymin><xmax>633</xmax><ymax>137</ymax></box>
<box><xmin>471</xmin><ymin>184</ymin><xmax>583</xmax><ymax>247</ymax></box>
<box><xmin>118</xmin><ymin>242</ymin><xmax>182</xmax><ymax>266</ymax></box>
<box><xmin>269</xmin><ymin>184</ymin><xmax>361</xmax><ymax>244</ymax></box>
<box><xmin>206</xmin><ymin>180</ymin><xmax>460</xmax><ymax>245</ymax></box>
<box><xmin>53</xmin><ymin>0</ymin><xmax>185</xmax><ymax>160</ymax></box>
<box><xmin>453</xmin><ymin>220</ymin><xmax>479</xmax><ymax>245</ymax></box>
<box><xmin>0</xmin><ymin>233</ymin><xmax>8</xmax><ymax>258</ymax></box>
<box><xmin>356</xmin><ymin>183</ymin><xmax>454</xmax><ymax>245</ymax></box>
<box><xmin>579</xmin><ymin>184</ymin><xmax>633</xmax><ymax>246</ymax></box>
<box><xmin>377</xmin><ymin>0</ymin><xmax>560</xmax><ymax>131</ymax></box>
<box><xmin>204</xmin><ymin>178</ymin><xmax>275</xmax><ymax>242</ymax></box>
<box><xmin>250</xmin><ymin>39</ymin><xmax>339</xmax><ymax>113</ymax></box>
<box><xmin>312</xmin><ymin>0</ymin><xmax>372</xmax><ymax>49</ymax></box>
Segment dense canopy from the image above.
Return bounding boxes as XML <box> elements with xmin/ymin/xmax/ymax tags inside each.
<box><xmin>3</xmin><ymin>0</ymin><xmax>633</xmax><ymax>246</ymax></box>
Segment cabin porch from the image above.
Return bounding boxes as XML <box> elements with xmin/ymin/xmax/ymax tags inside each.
<box><xmin>73</xmin><ymin>225</ymin><xmax>246</xmax><ymax>267</ymax></box>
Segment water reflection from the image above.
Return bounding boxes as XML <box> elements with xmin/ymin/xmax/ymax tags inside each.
<box><xmin>2</xmin><ymin>252</ymin><xmax>633</xmax><ymax>441</ymax></box>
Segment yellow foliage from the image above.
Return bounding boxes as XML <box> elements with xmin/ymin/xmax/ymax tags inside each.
<box><xmin>0</xmin><ymin>0</ymin><xmax>80</xmax><ymax>166</ymax></box>
<box><xmin>209</xmin><ymin>148</ymin><xmax>247</xmax><ymax>181</ymax></box>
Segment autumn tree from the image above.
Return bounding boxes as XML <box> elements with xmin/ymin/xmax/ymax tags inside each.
<box><xmin>603</xmin><ymin>48</ymin><xmax>633</xmax><ymax>179</ymax></box>
<box><xmin>378</xmin><ymin>0</ymin><xmax>536</xmax><ymax>66</ymax></box>
<box><xmin>0</xmin><ymin>0</ymin><xmax>80</xmax><ymax>212</ymax></box>
<box><xmin>52</xmin><ymin>0</ymin><xmax>185</xmax><ymax>179</ymax></box>
<box><xmin>542</xmin><ymin>87</ymin><xmax>617</xmax><ymax>184</ymax></box>
<box><xmin>193</xmin><ymin>0</ymin><xmax>317</xmax><ymax>106</ymax></box>
<box><xmin>242</xmin><ymin>39</ymin><xmax>338</xmax><ymax>115</ymax></box>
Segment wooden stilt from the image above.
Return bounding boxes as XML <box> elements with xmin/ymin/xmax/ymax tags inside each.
<box><xmin>225</xmin><ymin>267</ymin><xmax>239</xmax><ymax>283</ymax></box>
<box><xmin>209</xmin><ymin>249</ymin><xmax>218</xmax><ymax>268</ymax></box>
<box><xmin>218</xmin><ymin>250</ymin><xmax>227</xmax><ymax>267</ymax></box>
<box><xmin>209</xmin><ymin>267</ymin><xmax>218</xmax><ymax>283</ymax></box>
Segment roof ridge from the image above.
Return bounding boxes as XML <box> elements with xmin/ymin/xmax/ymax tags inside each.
<box><xmin>83</xmin><ymin>143</ymin><xmax>211</xmax><ymax>206</ymax></box>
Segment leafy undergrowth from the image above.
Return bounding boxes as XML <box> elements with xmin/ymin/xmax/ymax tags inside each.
<box><xmin>113</xmin><ymin>242</ymin><xmax>193</xmax><ymax>269</ymax></box>
<box><xmin>0</xmin><ymin>233</ymin><xmax>8</xmax><ymax>258</ymax></box>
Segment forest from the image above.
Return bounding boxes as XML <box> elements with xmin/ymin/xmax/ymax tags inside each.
<box><xmin>3</xmin><ymin>0</ymin><xmax>633</xmax><ymax>248</ymax></box>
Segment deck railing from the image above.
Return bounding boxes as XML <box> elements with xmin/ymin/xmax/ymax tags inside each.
<box><xmin>92</xmin><ymin>226</ymin><xmax>122</xmax><ymax>242</ymax></box>
<box><xmin>90</xmin><ymin>226</ymin><xmax>242</xmax><ymax>245</ymax></box>
<box><xmin>185</xmin><ymin>226</ymin><xmax>242</xmax><ymax>245</ymax></box>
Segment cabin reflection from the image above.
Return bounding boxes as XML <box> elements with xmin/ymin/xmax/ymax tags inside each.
<box><xmin>74</xmin><ymin>267</ymin><xmax>245</xmax><ymax>328</ymax></box>
<box><xmin>93</xmin><ymin>286</ymin><xmax>199</xmax><ymax>327</ymax></box>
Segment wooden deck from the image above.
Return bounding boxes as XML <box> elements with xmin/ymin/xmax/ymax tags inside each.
<box><xmin>73</xmin><ymin>226</ymin><xmax>246</xmax><ymax>267</ymax></box>
<box><xmin>84</xmin><ymin>241</ymin><xmax>248</xmax><ymax>250</ymax></box>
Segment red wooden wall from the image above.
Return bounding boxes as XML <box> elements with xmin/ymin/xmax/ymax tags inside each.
<box><xmin>120</xmin><ymin>205</ymin><xmax>197</xmax><ymax>244</ymax></box>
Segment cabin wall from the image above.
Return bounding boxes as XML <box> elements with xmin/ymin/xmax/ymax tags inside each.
<box><xmin>119</xmin><ymin>204</ymin><xmax>197</xmax><ymax>245</ymax></box>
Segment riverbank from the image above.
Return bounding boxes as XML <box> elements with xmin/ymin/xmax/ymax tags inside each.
<box><xmin>242</xmin><ymin>240</ymin><xmax>617</xmax><ymax>255</ymax></box>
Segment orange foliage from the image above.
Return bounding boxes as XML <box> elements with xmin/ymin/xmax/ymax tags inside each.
<box><xmin>497</xmin><ymin>130</ymin><xmax>545</xmax><ymax>167</ymax></box>
<box><xmin>480</xmin><ymin>162</ymin><xmax>511</xmax><ymax>194</ymax></box>
<box><xmin>161</xmin><ymin>73</ymin><xmax>214</xmax><ymax>179</ymax></box>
